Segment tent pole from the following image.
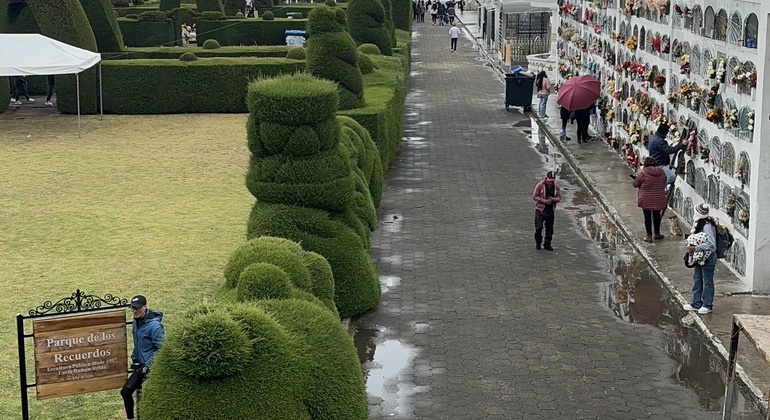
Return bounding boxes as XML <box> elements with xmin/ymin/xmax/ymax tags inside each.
<box><xmin>99</xmin><ymin>63</ymin><xmax>103</xmax><ymax>121</ymax></box>
<box><xmin>76</xmin><ymin>73</ymin><xmax>81</xmax><ymax>138</ymax></box>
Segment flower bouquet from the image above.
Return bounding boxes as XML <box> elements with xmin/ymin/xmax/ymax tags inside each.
<box><xmin>724</xmin><ymin>108</ymin><xmax>738</xmax><ymax>128</ymax></box>
<box><xmin>706</xmin><ymin>108</ymin><xmax>724</xmax><ymax>126</ymax></box>
<box><xmin>747</xmin><ymin>111</ymin><xmax>755</xmax><ymax>131</ymax></box>
<box><xmin>626</xmin><ymin>36</ymin><xmax>638</xmax><ymax>50</ymax></box>
<box><xmin>725</xmin><ymin>192</ymin><xmax>736</xmax><ymax>217</ymax></box>
<box><xmin>749</xmin><ymin>72</ymin><xmax>757</xmax><ymax>89</ymax></box>
<box><xmin>706</xmin><ymin>58</ymin><xmax>717</xmax><ymax>79</ymax></box>
<box><xmin>706</xmin><ymin>84</ymin><xmax>719</xmax><ymax>108</ymax></box>
<box><xmin>653</xmin><ymin>75</ymin><xmax>666</xmax><ymax>93</ymax></box>
<box><xmin>679</xmin><ymin>55</ymin><xmax>690</xmax><ymax>75</ymax></box>
<box><xmin>651</xmin><ymin>35</ymin><xmax>661</xmax><ymax>52</ymax></box>
<box><xmin>738</xmin><ymin>205</ymin><xmax>750</xmax><ymax>228</ymax></box>
<box><xmin>700</xmin><ymin>145</ymin><xmax>709</xmax><ymax>162</ymax></box>
<box><xmin>731</xmin><ymin>66</ymin><xmax>747</xmax><ymax>86</ymax></box>
<box><xmin>716</xmin><ymin>59</ymin><xmax>727</xmax><ymax>83</ymax></box>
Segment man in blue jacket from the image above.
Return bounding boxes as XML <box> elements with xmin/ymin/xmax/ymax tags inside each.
<box><xmin>121</xmin><ymin>295</ymin><xmax>164</xmax><ymax>420</ymax></box>
<box><xmin>647</xmin><ymin>123</ymin><xmax>689</xmax><ymax>185</ymax></box>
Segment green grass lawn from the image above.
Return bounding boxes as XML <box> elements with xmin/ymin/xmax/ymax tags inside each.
<box><xmin>0</xmin><ymin>113</ymin><xmax>253</xmax><ymax>419</ymax></box>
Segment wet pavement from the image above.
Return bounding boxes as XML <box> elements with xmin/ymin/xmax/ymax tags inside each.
<box><xmin>350</xmin><ymin>16</ymin><xmax>768</xmax><ymax>420</ymax></box>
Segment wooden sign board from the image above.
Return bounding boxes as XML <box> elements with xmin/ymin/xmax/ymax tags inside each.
<box><xmin>33</xmin><ymin>310</ymin><xmax>127</xmax><ymax>400</ymax></box>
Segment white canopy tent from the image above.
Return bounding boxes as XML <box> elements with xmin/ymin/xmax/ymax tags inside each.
<box><xmin>0</xmin><ymin>33</ymin><xmax>103</xmax><ymax>137</ymax></box>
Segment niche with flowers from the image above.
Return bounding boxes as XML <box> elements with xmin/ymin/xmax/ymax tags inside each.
<box><xmin>735</xmin><ymin>151</ymin><xmax>750</xmax><ymax>187</ymax></box>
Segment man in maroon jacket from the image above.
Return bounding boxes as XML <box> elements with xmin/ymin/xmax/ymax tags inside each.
<box><xmin>532</xmin><ymin>171</ymin><xmax>562</xmax><ymax>251</ymax></box>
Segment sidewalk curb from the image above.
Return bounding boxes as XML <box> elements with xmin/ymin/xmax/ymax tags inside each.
<box><xmin>530</xmin><ymin>114</ymin><xmax>767</xmax><ymax>415</ymax></box>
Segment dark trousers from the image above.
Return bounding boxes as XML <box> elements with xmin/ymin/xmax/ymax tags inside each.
<box><xmin>450</xmin><ymin>38</ymin><xmax>457</xmax><ymax>50</ymax></box>
<box><xmin>121</xmin><ymin>370</ymin><xmax>145</xmax><ymax>419</ymax></box>
<box><xmin>534</xmin><ymin>209</ymin><xmax>554</xmax><ymax>246</ymax></box>
<box><xmin>643</xmin><ymin>209</ymin><xmax>662</xmax><ymax>236</ymax></box>
<box><xmin>46</xmin><ymin>76</ymin><xmax>55</xmax><ymax>102</ymax></box>
<box><xmin>576</xmin><ymin>116</ymin><xmax>590</xmax><ymax>141</ymax></box>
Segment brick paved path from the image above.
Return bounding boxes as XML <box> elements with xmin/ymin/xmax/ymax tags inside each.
<box><xmin>355</xmin><ymin>21</ymin><xmax>722</xmax><ymax>420</ymax></box>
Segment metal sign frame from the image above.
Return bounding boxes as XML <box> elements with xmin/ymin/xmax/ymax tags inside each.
<box><xmin>16</xmin><ymin>289</ymin><xmax>131</xmax><ymax>420</ymax></box>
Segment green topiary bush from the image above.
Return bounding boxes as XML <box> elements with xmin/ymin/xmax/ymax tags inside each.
<box><xmin>179</xmin><ymin>52</ymin><xmax>198</xmax><ymax>61</ymax></box>
<box><xmin>262</xmin><ymin>10</ymin><xmax>274</xmax><ymax>20</ymax></box>
<box><xmin>324</xmin><ymin>0</ymin><xmax>336</xmax><ymax>6</ymax></box>
<box><xmin>113</xmin><ymin>0</ymin><xmax>129</xmax><ymax>5</ymax></box>
<box><xmin>285</xmin><ymin>46</ymin><xmax>306</xmax><ymax>60</ymax></box>
<box><xmin>137</xmin><ymin>11</ymin><xmax>169</xmax><ymax>21</ymax></box>
<box><xmin>79</xmin><ymin>0</ymin><xmax>126</xmax><ymax>52</ymax></box>
<box><xmin>202</xmin><ymin>38</ymin><xmax>222</xmax><ymax>49</ymax></box>
<box><xmin>198</xmin><ymin>10</ymin><xmax>226</xmax><ymax>19</ymax></box>
<box><xmin>125</xmin><ymin>14</ymin><xmax>139</xmax><ymax>19</ymax></box>
<box><xmin>140</xmin><ymin>301</ymin><xmax>368</xmax><ymax>419</ymax></box>
<box><xmin>305</xmin><ymin>5</ymin><xmax>365</xmax><ymax>110</ymax></box>
<box><xmin>358</xmin><ymin>43</ymin><xmax>381</xmax><ymax>55</ymax></box>
<box><xmin>244</xmin><ymin>74</ymin><xmax>380</xmax><ymax>318</ymax></box>
<box><xmin>334</xmin><ymin>7</ymin><xmax>347</xmax><ymax>25</ymax></box>
<box><xmin>346</xmin><ymin>0</ymin><xmax>392</xmax><ymax>55</ymax></box>
<box><xmin>196</xmin><ymin>0</ymin><xmax>225</xmax><ymax>12</ymax></box>
<box><xmin>159</xmin><ymin>0</ymin><xmax>181</xmax><ymax>10</ymax></box>
<box><xmin>380</xmin><ymin>0</ymin><xmax>396</xmax><ymax>46</ymax></box>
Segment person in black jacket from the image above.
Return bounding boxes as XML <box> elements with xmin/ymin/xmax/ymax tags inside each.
<box><xmin>559</xmin><ymin>106</ymin><xmax>572</xmax><ymax>142</ymax></box>
<box><xmin>647</xmin><ymin>123</ymin><xmax>688</xmax><ymax>185</ymax></box>
<box><xmin>573</xmin><ymin>106</ymin><xmax>592</xmax><ymax>143</ymax></box>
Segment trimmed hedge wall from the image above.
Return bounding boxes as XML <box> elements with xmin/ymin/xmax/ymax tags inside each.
<box><xmin>391</xmin><ymin>0</ymin><xmax>411</xmax><ymax>30</ymax></box>
<box><xmin>255</xmin><ymin>4</ymin><xmax>345</xmax><ymax>18</ymax></box>
<box><xmin>118</xmin><ymin>17</ymin><xmax>176</xmax><ymax>47</ymax></box>
<box><xmin>140</xmin><ymin>301</ymin><xmax>367</xmax><ymax>419</ymax></box>
<box><xmin>196</xmin><ymin>18</ymin><xmax>307</xmax><ymax>46</ymax></box>
<box><xmin>80</xmin><ymin>0</ymin><xmax>125</xmax><ymax>51</ymax></box>
<box><xmin>0</xmin><ymin>78</ymin><xmax>8</xmax><ymax>113</ymax></box>
<box><xmin>100</xmin><ymin>58</ymin><xmax>304</xmax><ymax>113</ymax></box>
<box><xmin>196</xmin><ymin>0</ymin><xmax>224</xmax><ymax>12</ymax></box>
<box><xmin>103</xmin><ymin>45</ymin><xmax>291</xmax><ymax>59</ymax></box>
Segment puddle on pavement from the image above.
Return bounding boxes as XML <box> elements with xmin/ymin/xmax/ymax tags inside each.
<box><xmin>573</xmin><ymin>206</ymin><xmax>762</xmax><ymax>418</ymax></box>
<box><xmin>354</xmin><ymin>327</ymin><xmax>419</xmax><ymax>417</ymax></box>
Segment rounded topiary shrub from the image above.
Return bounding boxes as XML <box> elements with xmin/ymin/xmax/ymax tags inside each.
<box><xmin>324</xmin><ymin>0</ymin><xmax>336</xmax><ymax>6</ymax></box>
<box><xmin>140</xmin><ymin>302</ymin><xmax>368</xmax><ymax>419</ymax></box>
<box><xmin>137</xmin><ymin>11</ymin><xmax>168</xmax><ymax>21</ymax></box>
<box><xmin>285</xmin><ymin>46</ymin><xmax>306</xmax><ymax>60</ymax></box>
<box><xmin>262</xmin><ymin>10</ymin><xmax>274</xmax><ymax>20</ymax></box>
<box><xmin>334</xmin><ymin>7</ymin><xmax>347</xmax><ymax>25</ymax></box>
<box><xmin>202</xmin><ymin>39</ymin><xmax>221</xmax><ymax>49</ymax></box>
<box><xmin>357</xmin><ymin>52</ymin><xmax>374</xmax><ymax>74</ymax></box>
<box><xmin>198</xmin><ymin>10</ymin><xmax>225</xmax><ymax>20</ymax></box>
<box><xmin>305</xmin><ymin>5</ymin><xmax>365</xmax><ymax>110</ymax></box>
<box><xmin>357</xmin><ymin>43</ymin><xmax>381</xmax><ymax>55</ymax></box>
<box><xmin>179</xmin><ymin>52</ymin><xmax>198</xmax><ymax>61</ymax></box>
<box><xmin>113</xmin><ymin>0</ymin><xmax>129</xmax><ymax>6</ymax></box>
<box><xmin>346</xmin><ymin>0</ymin><xmax>392</xmax><ymax>55</ymax></box>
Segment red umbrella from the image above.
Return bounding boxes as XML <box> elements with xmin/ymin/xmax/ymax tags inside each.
<box><xmin>556</xmin><ymin>75</ymin><xmax>601</xmax><ymax>111</ymax></box>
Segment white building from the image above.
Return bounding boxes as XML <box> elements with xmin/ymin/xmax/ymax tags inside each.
<box><xmin>549</xmin><ymin>0</ymin><xmax>768</xmax><ymax>292</ymax></box>
<box><xmin>475</xmin><ymin>0</ymin><xmax>553</xmax><ymax>67</ymax></box>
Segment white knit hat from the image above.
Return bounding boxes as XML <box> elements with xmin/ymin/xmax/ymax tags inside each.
<box><xmin>693</xmin><ymin>203</ymin><xmax>710</xmax><ymax>222</ymax></box>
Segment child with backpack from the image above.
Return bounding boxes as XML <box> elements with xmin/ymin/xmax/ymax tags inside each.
<box><xmin>682</xmin><ymin>204</ymin><xmax>733</xmax><ymax>315</ymax></box>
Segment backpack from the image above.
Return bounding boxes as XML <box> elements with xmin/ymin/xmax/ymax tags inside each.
<box><xmin>697</xmin><ymin>218</ymin><xmax>733</xmax><ymax>259</ymax></box>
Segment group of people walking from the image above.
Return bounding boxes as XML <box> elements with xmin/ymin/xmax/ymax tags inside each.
<box><xmin>534</xmin><ymin>71</ymin><xmax>596</xmax><ymax>143</ymax></box>
<box><xmin>9</xmin><ymin>75</ymin><xmax>55</xmax><ymax>106</ymax></box>
<box><xmin>414</xmin><ymin>0</ymin><xmax>464</xmax><ymax>25</ymax></box>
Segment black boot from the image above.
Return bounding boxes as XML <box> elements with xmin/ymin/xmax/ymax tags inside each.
<box><xmin>535</xmin><ymin>243</ymin><xmax>541</xmax><ymax>250</ymax></box>
<box><xmin>543</xmin><ymin>244</ymin><xmax>553</xmax><ymax>251</ymax></box>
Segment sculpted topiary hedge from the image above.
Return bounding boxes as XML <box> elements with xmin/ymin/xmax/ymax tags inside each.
<box><xmin>79</xmin><ymin>0</ymin><xmax>125</xmax><ymax>51</ymax></box>
<box><xmin>140</xmin><ymin>301</ymin><xmax>367</xmax><ymax>419</ymax></box>
<box><xmin>244</xmin><ymin>74</ymin><xmax>381</xmax><ymax>318</ymax></box>
<box><xmin>346</xmin><ymin>0</ymin><xmax>392</xmax><ymax>55</ymax></box>
<box><xmin>195</xmin><ymin>18</ymin><xmax>306</xmax><ymax>45</ymax></box>
<box><xmin>306</xmin><ymin>5</ymin><xmax>364</xmax><ymax>110</ymax></box>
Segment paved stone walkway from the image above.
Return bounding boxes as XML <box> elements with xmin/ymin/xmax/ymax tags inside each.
<box><xmin>354</xmin><ymin>20</ymin><xmax>729</xmax><ymax>420</ymax></box>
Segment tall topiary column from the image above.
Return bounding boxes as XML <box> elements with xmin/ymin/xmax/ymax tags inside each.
<box><xmin>380</xmin><ymin>0</ymin><xmax>396</xmax><ymax>47</ymax></box>
<box><xmin>79</xmin><ymin>0</ymin><xmax>125</xmax><ymax>51</ymax></box>
<box><xmin>244</xmin><ymin>73</ymin><xmax>380</xmax><ymax>318</ymax></box>
<box><xmin>306</xmin><ymin>5</ymin><xmax>365</xmax><ymax>110</ymax></box>
<box><xmin>346</xmin><ymin>0</ymin><xmax>393</xmax><ymax>55</ymax></box>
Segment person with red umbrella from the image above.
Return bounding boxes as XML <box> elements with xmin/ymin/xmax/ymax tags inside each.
<box><xmin>557</xmin><ymin>75</ymin><xmax>600</xmax><ymax>143</ymax></box>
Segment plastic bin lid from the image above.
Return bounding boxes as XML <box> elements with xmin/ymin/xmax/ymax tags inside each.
<box><xmin>510</xmin><ymin>65</ymin><xmax>523</xmax><ymax>73</ymax></box>
<box><xmin>285</xmin><ymin>30</ymin><xmax>307</xmax><ymax>35</ymax></box>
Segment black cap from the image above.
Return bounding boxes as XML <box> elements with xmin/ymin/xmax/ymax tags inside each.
<box><xmin>545</xmin><ymin>171</ymin><xmax>555</xmax><ymax>180</ymax></box>
<box><xmin>130</xmin><ymin>295</ymin><xmax>147</xmax><ymax>309</ymax></box>
<box><xmin>657</xmin><ymin>123</ymin><xmax>669</xmax><ymax>137</ymax></box>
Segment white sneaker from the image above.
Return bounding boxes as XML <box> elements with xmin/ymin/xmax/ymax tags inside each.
<box><xmin>12</xmin><ymin>100</ymin><xmax>21</xmax><ymax>105</ymax></box>
<box><xmin>697</xmin><ymin>307</ymin><xmax>712</xmax><ymax>314</ymax></box>
<box><xmin>27</xmin><ymin>98</ymin><xmax>35</xmax><ymax>103</ymax></box>
<box><xmin>45</xmin><ymin>101</ymin><xmax>53</xmax><ymax>106</ymax></box>
<box><xmin>683</xmin><ymin>304</ymin><xmax>697</xmax><ymax>311</ymax></box>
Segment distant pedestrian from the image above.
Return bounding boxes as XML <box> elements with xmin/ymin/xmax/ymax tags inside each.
<box><xmin>558</xmin><ymin>106</ymin><xmax>572</xmax><ymax>142</ymax></box>
<box><xmin>535</xmin><ymin>71</ymin><xmax>550</xmax><ymax>119</ymax></box>
<box><xmin>448</xmin><ymin>23</ymin><xmax>460</xmax><ymax>52</ymax></box>
<box><xmin>683</xmin><ymin>204</ymin><xmax>717</xmax><ymax>315</ymax></box>
<box><xmin>45</xmin><ymin>75</ymin><xmax>55</xmax><ymax>106</ymax></box>
<box><xmin>532</xmin><ymin>171</ymin><xmax>561</xmax><ymax>251</ymax></box>
<box><xmin>10</xmin><ymin>76</ymin><xmax>34</xmax><ymax>105</ymax></box>
<box><xmin>573</xmin><ymin>106</ymin><xmax>591</xmax><ymax>143</ymax></box>
<box><xmin>459</xmin><ymin>0</ymin><xmax>464</xmax><ymax>14</ymax></box>
<box><xmin>430</xmin><ymin>2</ymin><xmax>437</xmax><ymax>24</ymax></box>
<box><xmin>648</xmin><ymin>122</ymin><xmax>688</xmax><ymax>185</ymax></box>
<box><xmin>446</xmin><ymin>1</ymin><xmax>455</xmax><ymax>24</ymax></box>
<box><xmin>633</xmin><ymin>156</ymin><xmax>667</xmax><ymax>242</ymax></box>
<box><xmin>437</xmin><ymin>2</ymin><xmax>446</xmax><ymax>25</ymax></box>
<box><xmin>246</xmin><ymin>0</ymin><xmax>255</xmax><ymax>17</ymax></box>
<box><xmin>418</xmin><ymin>0</ymin><xmax>425</xmax><ymax>22</ymax></box>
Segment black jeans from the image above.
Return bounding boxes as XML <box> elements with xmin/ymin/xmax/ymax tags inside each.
<box><xmin>121</xmin><ymin>370</ymin><xmax>145</xmax><ymax>419</ymax></box>
<box><xmin>534</xmin><ymin>209</ymin><xmax>554</xmax><ymax>246</ymax></box>
<box><xmin>643</xmin><ymin>209</ymin><xmax>662</xmax><ymax>236</ymax></box>
<box><xmin>576</xmin><ymin>116</ymin><xmax>590</xmax><ymax>141</ymax></box>
<box><xmin>450</xmin><ymin>38</ymin><xmax>457</xmax><ymax>50</ymax></box>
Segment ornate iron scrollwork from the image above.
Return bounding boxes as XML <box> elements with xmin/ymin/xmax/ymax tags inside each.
<box><xmin>28</xmin><ymin>289</ymin><xmax>129</xmax><ymax>317</ymax></box>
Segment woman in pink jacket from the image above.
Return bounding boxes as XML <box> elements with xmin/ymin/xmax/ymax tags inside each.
<box><xmin>535</xmin><ymin>71</ymin><xmax>550</xmax><ymax>119</ymax></box>
<box><xmin>633</xmin><ymin>156</ymin><xmax>668</xmax><ymax>242</ymax></box>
